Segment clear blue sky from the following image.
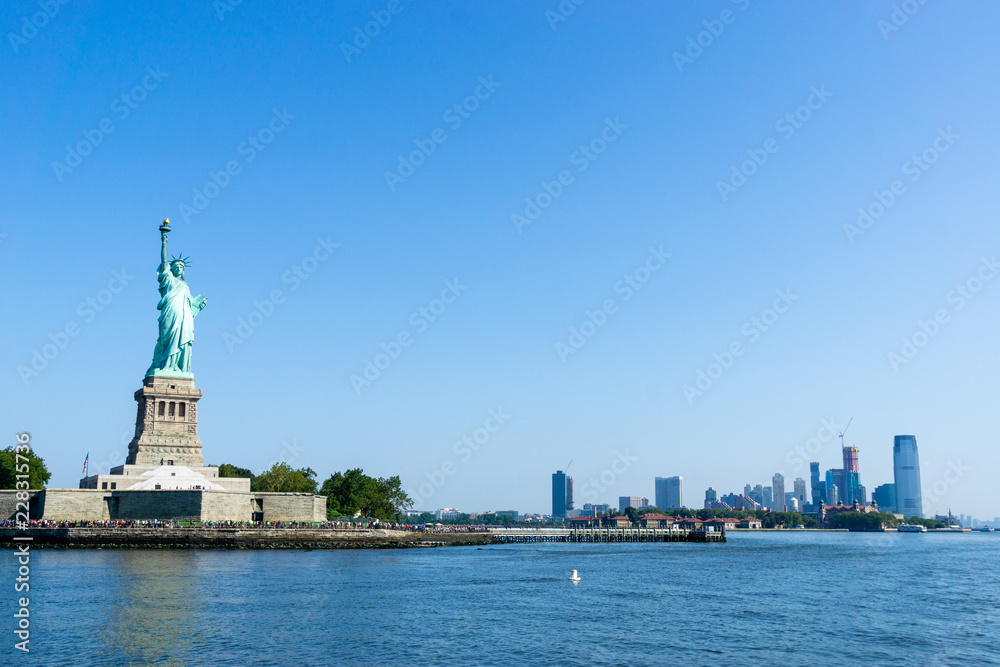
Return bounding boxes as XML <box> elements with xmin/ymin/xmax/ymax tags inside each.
<box><xmin>4</xmin><ymin>1</ymin><xmax>999</xmax><ymax>519</ymax></box>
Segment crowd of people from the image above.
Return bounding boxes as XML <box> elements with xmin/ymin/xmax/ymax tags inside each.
<box><xmin>0</xmin><ymin>519</ymin><xmax>492</xmax><ymax>532</ymax></box>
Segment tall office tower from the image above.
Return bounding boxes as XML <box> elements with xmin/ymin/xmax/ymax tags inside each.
<box><xmin>666</xmin><ymin>476</ymin><xmax>683</xmax><ymax>509</ymax></box>
<box><xmin>565</xmin><ymin>477</ymin><xmax>574</xmax><ymax>512</ymax></box>
<box><xmin>744</xmin><ymin>484</ymin><xmax>752</xmax><ymax>497</ymax></box>
<box><xmin>656</xmin><ymin>476</ymin><xmax>683</xmax><ymax>509</ymax></box>
<box><xmin>858</xmin><ymin>484</ymin><xmax>867</xmax><ymax>506</ymax></box>
<box><xmin>772</xmin><ymin>473</ymin><xmax>786</xmax><ymax>512</ymax></box>
<box><xmin>893</xmin><ymin>435</ymin><xmax>923</xmax><ymax>518</ymax></box>
<box><xmin>827</xmin><ymin>484</ymin><xmax>839</xmax><ymax>506</ymax></box>
<box><xmin>872</xmin><ymin>483</ymin><xmax>896</xmax><ymax>512</ymax></box>
<box><xmin>842</xmin><ymin>446</ymin><xmax>861</xmax><ymax>504</ymax></box>
<box><xmin>826</xmin><ymin>469</ymin><xmax>845</xmax><ymax>504</ymax></box>
<box><xmin>810</xmin><ymin>462</ymin><xmax>822</xmax><ymax>504</ymax></box>
<box><xmin>844</xmin><ymin>472</ymin><xmax>861</xmax><ymax>505</ymax></box>
<box><xmin>552</xmin><ymin>470</ymin><xmax>567</xmax><ymax>518</ymax></box>
<box><xmin>763</xmin><ymin>486</ymin><xmax>773</xmax><ymax>509</ymax></box>
<box><xmin>843</xmin><ymin>446</ymin><xmax>860</xmax><ymax>473</ymax></box>
<box><xmin>814</xmin><ymin>481</ymin><xmax>827</xmax><ymax>505</ymax></box>
<box><xmin>655</xmin><ymin>477</ymin><xmax>669</xmax><ymax>510</ymax></box>
<box><xmin>793</xmin><ymin>478</ymin><xmax>807</xmax><ymax>510</ymax></box>
<box><xmin>619</xmin><ymin>496</ymin><xmax>647</xmax><ymax>512</ymax></box>
<box><xmin>704</xmin><ymin>487</ymin><xmax>717</xmax><ymax>509</ymax></box>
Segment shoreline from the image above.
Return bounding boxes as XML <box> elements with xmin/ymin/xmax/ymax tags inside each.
<box><xmin>1</xmin><ymin>526</ymin><xmax>978</xmax><ymax>549</ymax></box>
<box><xmin>0</xmin><ymin>527</ymin><xmax>492</xmax><ymax>550</ymax></box>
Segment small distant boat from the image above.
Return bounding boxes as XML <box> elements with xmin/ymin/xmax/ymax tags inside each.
<box><xmin>898</xmin><ymin>524</ymin><xmax>927</xmax><ymax>533</ymax></box>
<box><xmin>979</xmin><ymin>526</ymin><xmax>994</xmax><ymax>532</ymax></box>
<box><xmin>569</xmin><ymin>569</ymin><xmax>582</xmax><ymax>582</ymax></box>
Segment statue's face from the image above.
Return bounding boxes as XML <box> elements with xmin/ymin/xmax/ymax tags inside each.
<box><xmin>171</xmin><ymin>263</ymin><xmax>185</xmax><ymax>277</ymax></box>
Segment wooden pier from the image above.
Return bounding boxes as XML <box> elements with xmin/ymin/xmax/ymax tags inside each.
<box><xmin>491</xmin><ymin>526</ymin><xmax>726</xmax><ymax>544</ymax></box>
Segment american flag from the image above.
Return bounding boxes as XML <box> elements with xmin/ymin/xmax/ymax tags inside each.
<box><xmin>82</xmin><ymin>452</ymin><xmax>89</xmax><ymax>477</ymax></box>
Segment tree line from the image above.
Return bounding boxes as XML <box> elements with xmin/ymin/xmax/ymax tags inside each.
<box><xmin>217</xmin><ymin>462</ymin><xmax>412</xmax><ymax>522</ymax></box>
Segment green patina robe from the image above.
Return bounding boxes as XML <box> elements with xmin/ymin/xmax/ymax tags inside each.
<box><xmin>146</xmin><ymin>269</ymin><xmax>202</xmax><ymax>375</ymax></box>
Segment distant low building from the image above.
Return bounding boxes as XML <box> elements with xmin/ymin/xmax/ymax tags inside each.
<box><xmin>582</xmin><ymin>503</ymin><xmax>610</xmax><ymax>515</ymax></box>
<box><xmin>618</xmin><ymin>496</ymin><xmax>649</xmax><ymax>512</ymax></box>
<box><xmin>569</xmin><ymin>516</ymin><xmax>598</xmax><ymax>528</ymax></box>
<box><xmin>721</xmin><ymin>493</ymin><xmax>758</xmax><ymax>510</ymax></box>
<box><xmin>705</xmin><ymin>500</ymin><xmax>733</xmax><ymax>510</ymax></box>
<box><xmin>638</xmin><ymin>513</ymin><xmax>674</xmax><ymax>528</ymax></box>
<box><xmin>738</xmin><ymin>517</ymin><xmax>762</xmax><ymax>529</ymax></box>
<box><xmin>602</xmin><ymin>515</ymin><xmax>633</xmax><ymax>528</ymax></box>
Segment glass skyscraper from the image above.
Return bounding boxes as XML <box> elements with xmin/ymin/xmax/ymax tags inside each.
<box><xmin>826</xmin><ymin>468</ymin><xmax>845</xmax><ymax>505</ymax></box>
<box><xmin>810</xmin><ymin>462</ymin><xmax>824</xmax><ymax>504</ymax></box>
<box><xmin>893</xmin><ymin>435</ymin><xmax>923</xmax><ymax>518</ymax></box>
<box><xmin>793</xmin><ymin>478</ymin><xmax>807</xmax><ymax>510</ymax></box>
<box><xmin>772</xmin><ymin>473</ymin><xmax>785</xmax><ymax>512</ymax></box>
<box><xmin>872</xmin><ymin>483</ymin><xmax>896</xmax><ymax>512</ymax></box>
<box><xmin>552</xmin><ymin>470</ymin><xmax>567</xmax><ymax>518</ymax></box>
<box><xmin>655</xmin><ymin>476</ymin><xmax>683</xmax><ymax>510</ymax></box>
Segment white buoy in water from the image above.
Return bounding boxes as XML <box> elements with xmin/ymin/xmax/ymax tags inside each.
<box><xmin>569</xmin><ymin>569</ymin><xmax>582</xmax><ymax>582</ymax></box>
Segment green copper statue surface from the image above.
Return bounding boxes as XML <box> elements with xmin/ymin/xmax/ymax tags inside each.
<box><xmin>146</xmin><ymin>220</ymin><xmax>207</xmax><ymax>378</ymax></box>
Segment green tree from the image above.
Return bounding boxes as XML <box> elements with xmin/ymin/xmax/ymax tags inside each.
<box><xmin>905</xmin><ymin>516</ymin><xmax>945</xmax><ymax>529</ymax></box>
<box><xmin>762</xmin><ymin>512</ymin><xmax>805</xmax><ymax>528</ymax></box>
<box><xmin>252</xmin><ymin>462</ymin><xmax>318</xmax><ymax>493</ymax></box>
<box><xmin>319</xmin><ymin>468</ymin><xmax>412</xmax><ymax>521</ymax></box>
<box><xmin>830</xmin><ymin>511</ymin><xmax>899</xmax><ymax>530</ymax></box>
<box><xmin>624</xmin><ymin>506</ymin><xmax>640</xmax><ymax>522</ymax></box>
<box><xmin>215</xmin><ymin>463</ymin><xmax>253</xmax><ymax>479</ymax></box>
<box><xmin>0</xmin><ymin>447</ymin><xmax>51</xmax><ymax>490</ymax></box>
<box><xmin>478</xmin><ymin>513</ymin><xmax>513</xmax><ymax>526</ymax></box>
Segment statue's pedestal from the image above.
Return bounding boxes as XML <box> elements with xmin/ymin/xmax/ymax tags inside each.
<box><xmin>79</xmin><ymin>375</ymin><xmax>253</xmax><ymax>493</ymax></box>
<box><xmin>126</xmin><ymin>375</ymin><xmax>204</xmax><ymax>467</ymax></box>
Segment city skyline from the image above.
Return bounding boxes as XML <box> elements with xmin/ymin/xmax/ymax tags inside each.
<box><xmin>418</xmin><ymin>432</ymin><xmax>974</xmax><ymax>521</ymax></box>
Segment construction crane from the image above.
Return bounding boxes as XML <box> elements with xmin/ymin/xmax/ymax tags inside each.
<box><xmin>565</xmin><ymin>460</ymin><xmax>573</xmax><ymax>474</ymax></box>
<box><xmin>839</xmin><ymin>417</ymin><xmax>854</xmax><ymax>448</ymax></box>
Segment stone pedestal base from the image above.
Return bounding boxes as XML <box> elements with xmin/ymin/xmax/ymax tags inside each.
<box><xmin>81</xmin><ymin>465</ymin><xmax>250</xmax><ymax>493</ymax></box>
<box><xmin>126</xmin><ymin>375</ymin><xmax>204</xmax><ymax>467</ymax></box>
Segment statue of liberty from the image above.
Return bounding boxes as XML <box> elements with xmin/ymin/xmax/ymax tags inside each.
<box><xmin>146</xmin><ymin>220</ymin><xmax>207</xmax><ymax>377</ymax></box>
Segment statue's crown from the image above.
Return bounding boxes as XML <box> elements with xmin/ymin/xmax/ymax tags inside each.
<box><xmin>170</xmin><ymin>254</ymin><xmax>192</xmax><ymax>267</ymax></box>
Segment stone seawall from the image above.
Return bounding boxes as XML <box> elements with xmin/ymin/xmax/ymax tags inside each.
<box><xmin>0</xmin><ymin>528</ymin><xmax>492</xmax><ymax>550</ymax></box>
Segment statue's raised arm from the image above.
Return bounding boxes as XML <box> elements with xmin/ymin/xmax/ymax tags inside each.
<box><xmin>158</xmin><ymin>229</ymin><xmax>169</xmax><ymax>275</ymax></box>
